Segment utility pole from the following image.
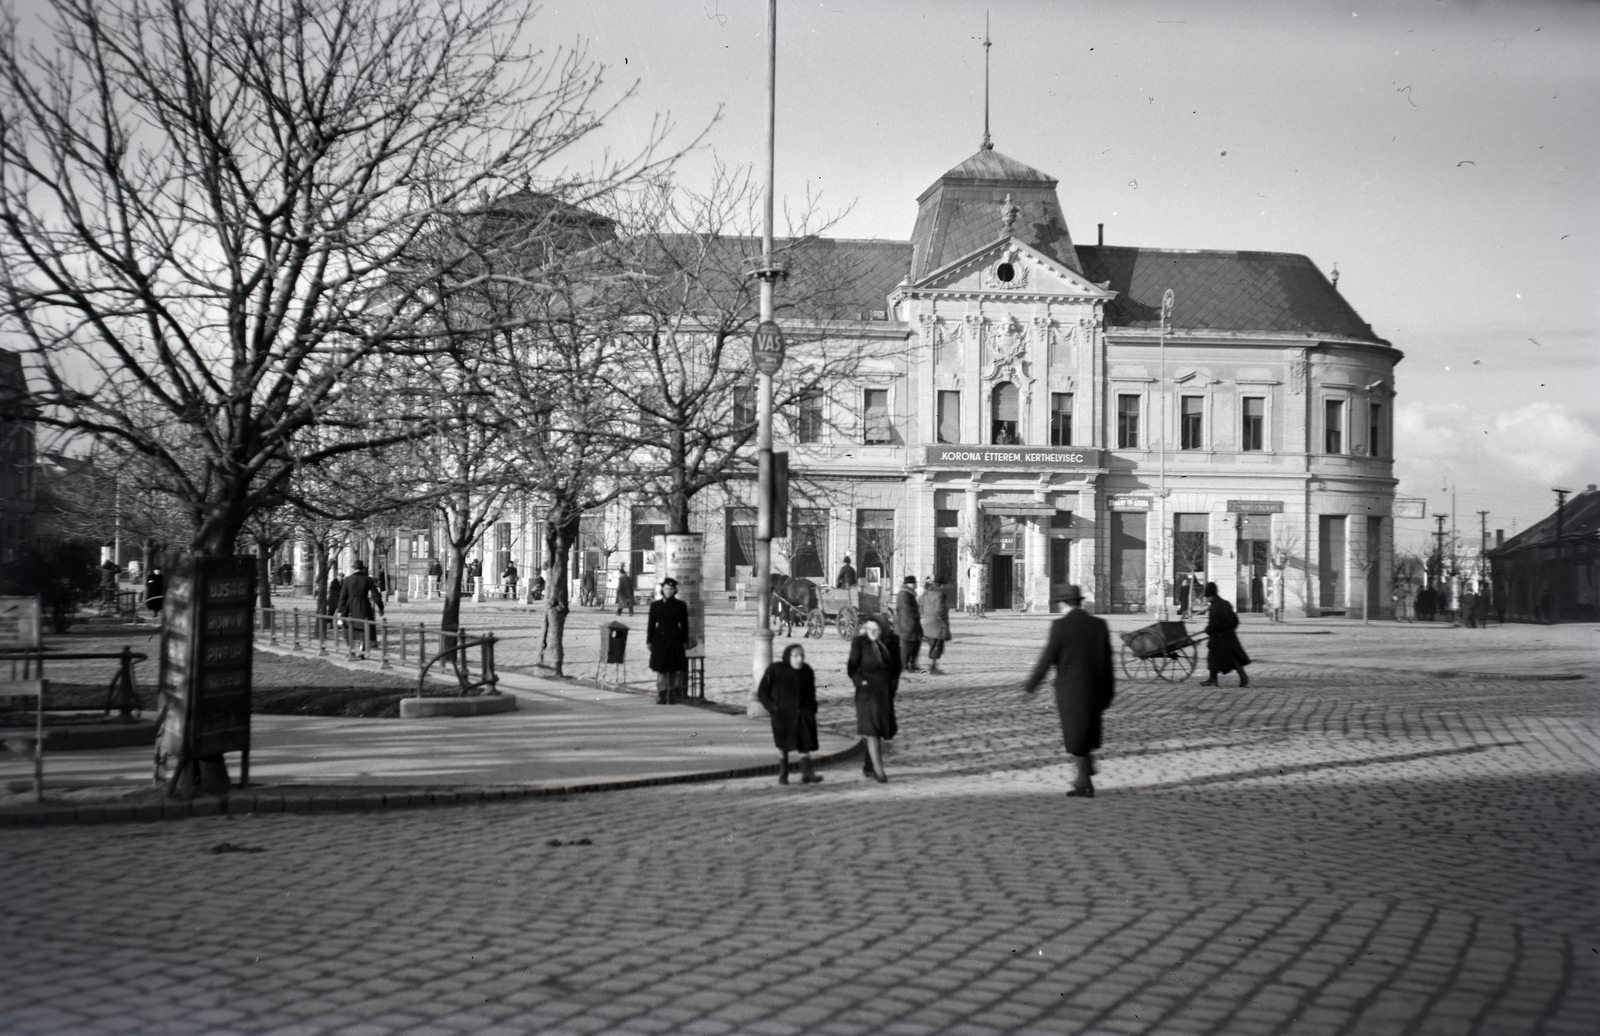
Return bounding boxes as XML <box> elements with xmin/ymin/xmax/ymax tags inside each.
<box><xmin>747</xmin><ymin>0</ymin><xmax>786</xmax><ymax>712</ymax></box>
<box><xmin>1431</xmin><ymin>513</ymin><xmax>1448</xmax><ymax>589</ymax></box>
<box><xmin>1551</xmin><ymin>487</ymin><xmax>1571</xmax><ymax>623</ymax></box>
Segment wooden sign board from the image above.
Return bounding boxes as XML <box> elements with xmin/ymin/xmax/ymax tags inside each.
<box><xmin>0</xmin><ymin>597</ymin><xmax>41</xmax><ymax>650</ymax></box>
<box><xmin>157</xmin><ymin>555</ymin><xmax>255</xmax><ymax>761</ymax></box>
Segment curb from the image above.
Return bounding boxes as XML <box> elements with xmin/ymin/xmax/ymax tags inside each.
<box><xmin>0</xmin><ymin>741</ymin><xmax>867</xmax><ymax>829</ymax></box>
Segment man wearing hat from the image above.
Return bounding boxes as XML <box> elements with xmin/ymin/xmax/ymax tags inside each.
<box><xmin>893</xmin><ymin>575</ymin><xmax>924</xmax><ymax>674</ymax></box>
<box><xmin>335</xmin><ymin>559</ymin><xmax>385</xmax><ymax>659</ymax></box>
<box><xmin>1022</xmin><ymin>584</ymin><xmax>1115</xmax><ymax>797</ymax></box>
<box><xmin>1200</xmin><ymin>582</ymin><xmax>1250</xmax><ymax>686</ymax></box>
<box><xmin>647</xmin><ymin>576</ymin><xmax>692</xmax><ymax>704</ymax></box>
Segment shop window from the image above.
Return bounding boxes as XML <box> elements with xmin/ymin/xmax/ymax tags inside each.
<box><xmin>726</xmin><ymin>506</ymin><xmax>757</xmax><ymax>590</ymax></box>
<box><xmin>863</xmin><ymin>388</ymin><xmax>892</xmax><ymax>444</ymax></box>
<box><xmin>1241</xmin><ymin>397</ymin><xmax>1264</xmax><ymax>451</ymax></box>
<box><xmin>855</xmin><ymin>509</ymin><xmax>895</xmax><ymax>584</ymax></box>
<box><xmin>1050</xmin><ymin>392</ymin><xmax>1073</xmax><ymax>446</ymax></box>
<box><xmin>789</xmin><ymin>508</ymin><xmax>828</xmax><ymax>578</ymax></box>
<box><xmin>937</xmin><ymin>390</ymin><xmax>961</xmax><ymax>444</ymax></box>
<box><xmin>1117</xmin><ymin>394</ymin><xmax>1140</xmax><ymax>448</ymax></box>
<box><xmin>1181</xmin><ymin>396</ymin><xmax>1204</xmax><ymax>450</ymax></box>
<box><xmin>1324</xmin><ymin>399</ymin><xmax>1345</xmax><ymax>454</ymax></box>
<box><xmin>990</xmin><ymin>382</ymin><xmax>1020</xmax><ymax>444</ymax></box>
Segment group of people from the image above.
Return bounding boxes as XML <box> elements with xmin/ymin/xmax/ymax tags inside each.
<box><xmin>751</xmin><ymin>578</ymin><xmax>1253</xmax><ymax>797</ymax></box>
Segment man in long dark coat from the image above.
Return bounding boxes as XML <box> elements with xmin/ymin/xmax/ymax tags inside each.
<box><xmin>646</xmin><ymin>576</ymin><xmax>691</xmax><ymax>704</ymax></box>
<box><xmin>335</xmin><ymin>559</ymin><xmax>385</xmax><ymax>659</ymax></box>
<box><xmin>893</xmin><ymin>576</ymin><xmax>924</xmax><ymax>673</ymax></box>
<box><xmin>1199</xmin><ymin>581</ymin><xmax>1250</xmax><ymax>686</ymax></box>
<box><xmin>1022</xmin><ymin>584</ymin><xmax>1114</xmax><ymax>797</ymax></box>
<box><xmin>836</xmin><ymin>555</ymin><xmax>858</xmax><ymax>589</ymax></box>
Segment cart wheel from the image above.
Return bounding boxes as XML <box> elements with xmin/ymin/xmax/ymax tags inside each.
<box><xmin>838</xmin><ymin>605</ymin><xmax>860</xmax><ymax>640</ymax></box>
<box><xmin>1159</xmin><ymin>643</ymin><xmax>1199</xmax><ymax>682</ymax></box>
<box><xmin>806</xmin><ymin>608</ymin><xmax>826</xmax><ymax>639</ymax></box>
<box><xmin>1119</xmin><ymin>641</ymin><xmax>1158</xmax><ymax>680</ymax></box>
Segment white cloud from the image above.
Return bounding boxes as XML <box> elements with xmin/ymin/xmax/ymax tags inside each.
<box><xmin>1485</xmin><ymin>403</ymin><xmax>1600</xmax><ymax>487</ymax></box>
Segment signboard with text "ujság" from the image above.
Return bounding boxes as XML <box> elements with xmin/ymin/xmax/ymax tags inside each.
<box><xmin>157</xmin><ymin>555</ymin><xmax>256</xmax><ymax>765</ymax></box>
<box><xmin>922</xmin><ymin>445</ymin><xmax>1103</xmax><ymax>470</ymax></box>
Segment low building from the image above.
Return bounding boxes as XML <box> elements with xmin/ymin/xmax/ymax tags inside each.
<box><xmin>1488</xmin><ymin>486</ymin><xmax>1600</xmax><ymax>623</ymax></box>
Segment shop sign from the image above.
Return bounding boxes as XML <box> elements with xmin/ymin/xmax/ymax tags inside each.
<box><xmin>1394</xmin><ymin>497</ymin><xmax>1427</xmax><ymax>519</ymax></box>
<box><xmin>1226</xmin><ymin>500</ymin><xmax>1284</xmax><ymax>513</ymax></box>
<box><xmin>1109</xmin><ymin>496</ymin><xmax>1151</xmax><ymax>511</ymax></box>
<box><xmin>922</xmin><ymin>445</ymin><xmax>1102</xmax><ymax>470</ymax></box>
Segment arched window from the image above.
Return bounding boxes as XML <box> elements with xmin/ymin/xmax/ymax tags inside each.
<box><xmin>990</xmin><ymin>382</ymin><xmax>1020</xmax><ymax>444</ymax></box>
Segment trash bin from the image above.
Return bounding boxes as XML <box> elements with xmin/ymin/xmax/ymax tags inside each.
<box><xmin>602</xmin><ymin>621</ymin><xmax>629</xmax><ymax>664</ymax></box>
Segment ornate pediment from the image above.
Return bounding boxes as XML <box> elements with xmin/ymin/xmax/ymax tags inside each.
<box><xmin>906</xmin><ymin>237</ymin><xmax>1117</xmax><ymax>299</ymax></box>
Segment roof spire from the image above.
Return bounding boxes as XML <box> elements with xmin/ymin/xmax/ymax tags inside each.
<box><xmin>981</xmin><ymin>10</ymin><xmax>993</xmax><ymax>150</ymax></box>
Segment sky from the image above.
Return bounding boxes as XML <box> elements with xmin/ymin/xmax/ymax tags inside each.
<box><xmin>534</xmin><ymin>0</ymin><xmax>1598</xmax><ymax>552</ymax></box>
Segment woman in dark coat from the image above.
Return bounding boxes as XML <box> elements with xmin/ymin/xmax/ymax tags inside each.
<box><xmin>757</xmin><ymin>644</ymin><xmax>823</xmax><ymax>785</ymax></box>
<box><xmin>847</xmin><ymin>615</ymin><xmax>900</xmax><ymax>783</ymax></box>
<box><xmin>1200</xmin><ymin>582</ymin><xmax>1250</xmax><ymax>686</ymax></box>
<box><xmin>646</xmin><ymin>577</ymin><xmax>691</xmax><ymax>704</ymax></box>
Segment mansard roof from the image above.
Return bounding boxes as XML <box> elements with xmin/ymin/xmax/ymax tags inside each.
<box><xmin>910</xmin><ymin>148</ymin><xmax>1081</xmax><ymax>281</ymax></box>
<box><xmin>1076</xmin><ymin>245</ymin><xmax>1389</xmax><ymax>344</ymax></box>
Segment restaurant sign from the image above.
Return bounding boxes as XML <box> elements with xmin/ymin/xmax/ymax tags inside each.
<box><xmin>922</xmin><ymin>445</ymin><xmax>1102</xmax><ymax>470</ymax></box>
<box><xmin>1226</xmin><ymin>500</ymin><xmax>1285</xmax><ymax>513</ymax></box>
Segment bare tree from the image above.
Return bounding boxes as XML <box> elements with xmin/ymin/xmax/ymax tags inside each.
<box><xmin>1269</xmin><ymin>522</ymin><xmax>1304</xmax><ymax>620</ymax></box>
<box><xmin>0</xmin><ymin>0</ymin><xmax>677</xmax><ymax>556</ymax></box>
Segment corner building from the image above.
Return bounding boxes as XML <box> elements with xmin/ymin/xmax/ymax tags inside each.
<box><xmin>776</xmin><ymin>146</ymin><xmax>1400</xmax><ymax>618</ymax></box>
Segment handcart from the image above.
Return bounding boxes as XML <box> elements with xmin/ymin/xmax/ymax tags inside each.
<box><xmin>814</xmin><ymin>584</ymin><xmax>883</xmax><ymax>640</ymax></box>
<box><xmin>1118</xmin><ymin>620</ymin><xmax>1205</xmax><ymax>681</ymax></box>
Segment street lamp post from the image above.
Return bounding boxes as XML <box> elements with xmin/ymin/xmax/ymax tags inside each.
<box><xmin>747</xmin><ymin>0</ymin><xmax>784</xmax><ymax>712</ymax></box>
<box><xmin>1157</xmin><ymin>289</ymin><xmax>1174</xmax><ymax>620</ymax></box>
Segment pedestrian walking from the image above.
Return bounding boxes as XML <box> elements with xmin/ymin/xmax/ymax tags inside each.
<box><xmin>334</xmin><ymin>560</ymin><xmax>385</xmax><ymax>659</ymax></box>
<box><xmin>1460</xmin><ymin>587</ymin><xmax>1478</xmax><ymax>628</ymax></box>
<box><xmin>1021</xmin><ymin>583</ymin><xmax>1114</xmax><ymax>797</ymax></box>
<box><xmin>919</xmin><ymin>575</ymin><xmax>951</xmax><ymax>674</ymax></box>
<box><xmin>836</xmin><ymin>555</ymin><xmax>858</xmax><ymax>589</ymax></box>
<box><xmin>1475</xmin><ymin>590</ymin><xmax>1490</xmax><ymax>628</ymax></box>
<box><xmin>466</xmin><ymin>557</ymin><xmax>482</xmax><ymax>591</ymax></box>
<box><xmin>1199</xmin><ymin>582</ymin><xmax>1251</xmax><ymax>687</ymax></box>
<box><xmin>757</xmin><ymin>644</ymin><xmax>824</xmax><ymax>785</ymax></box>
<box><xmin>615</xmin><ymin>564</ymin><xmax>635</xmax><ymax>616</ymax></box>
<box><xmin>847</xmin><ymin>615</ymin><xmax>899</xmax><ymax>782</ymax></box>
<box><xmin>580</xmin><ymin>566</ymin><xmax>597</xmax><ymax>607</ymax></box>
<box><xmin>502</xmin><ymin>561</ymin><xmax>518</xmax><ymax>599</ymax></box>
<box><xmin>647</xmin><ymin>576</ymin><xmax>692</xmax><ymax>704</ymax></box>
<box><xmin>894</xmin><ymin>575</ymin><xmax>924</xmax><ymax>673</ymax></box>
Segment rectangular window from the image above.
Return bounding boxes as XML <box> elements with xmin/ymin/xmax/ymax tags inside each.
<box><xmin>1241</xmin><ymin>396</ymin><xmax>1265</xmax><ymax>451</ymax></box>
<box><xmin>855</xmin><ymin>509</ymin><xmax>896</xmax><ymax>584</ymax></box>
<box><xmin>863</xmin><ymin>388</ymin><xmax>892</xmax><ymax>444</ymax></box>
<box><xmin>936</xmin><ymin>390</ymin><xmax>961</xmax><ymax>444</ymax></box>
<box><xmin>796</xmin><ymin>389</ymin><xmax>823</xmax><ymax>444</ymax></box>
<box><xmin>1369</xmin><ymin>403</ymin><xmax>1383</xmax><ymax>457</ymax></box>
<box><xmin>789</xmin><ymin>508</ymin><xmax>828</xmax><ymax>579</ymax></box>
<box><xmin>1181</xmin><ymin>395</ymin><xmax>1204</xmax><ymax>450</ymax></box>
<box><xmin>1117</xmin><ymin>394</ymin><xmax>1140</xmax><ymax>449</ymax></box>
<box><xmin>1324</xmin><ymin>399</ymin><xmax>1345</xmax><ymax>454</ymax></box>
<box><xmin>934</xmin><ymin>509</ymin><xmax>960</xmax><ymax>529</ymax></box>
<box><xmin>733</xmin><ymin>385</ymin><xmax>755</xmax><ymax>428</ymax></box>
<box><xmin>1050</xmin><ymin>392</ymin><xmax>1073</xmax><ymax>446</ymax></box>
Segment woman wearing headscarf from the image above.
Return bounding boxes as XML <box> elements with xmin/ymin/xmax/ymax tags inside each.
<box><xmin>1199</xmin><ymin>582</ymin><xmax>1251</xmax><ymax>687</ymax></box>
<box><xmin>847</xmin><ymin>615</ymin><xmax>900</xmax><ymax>783</ymax></box>
<box><xmin>757</xmin><ymin>644</ymin><xmax>823</xmax><ymax>785</ymax></box>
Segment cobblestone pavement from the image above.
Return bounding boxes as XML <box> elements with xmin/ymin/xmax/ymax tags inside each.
<box><xmin>2</xmin><ymin>659</ymin><xmax>1596</xmax><ymax>1035</ymax></box>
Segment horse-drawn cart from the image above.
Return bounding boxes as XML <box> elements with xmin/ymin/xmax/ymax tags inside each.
<box><xmin>810</xmin><ymin>584</ymin><xmax>884</xmax><ymax>640</ymax></box>
<box><xmin>1118</xmin><ymin>620</ymin><xmax>1205</xmax><ymax>681</ymax></box>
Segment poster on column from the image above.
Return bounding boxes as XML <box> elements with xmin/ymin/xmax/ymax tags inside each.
<box><xmin>656</xmin><ymin>534</ymin><xmax>705</xmax><ymax>648</ymax></box>
<box><xmin>156</xmin><ymin>555</ymin><xmax>256</xmax><ymax>762</ymax></box>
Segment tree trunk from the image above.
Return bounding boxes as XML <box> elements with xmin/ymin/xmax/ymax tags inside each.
<box><xmin>667</xmin><ymin>433</ymin><xmax>691</xmax><ymax>534</ymax></box>
<box><xmin>314</xmin><ymin>543</ymin><xmax>332</xmax><ymax>632</ymax></box>
<box><xmin>538</xmin><ymin>511</ymin><xmax>579</xmax><ymax>675</ymax></box>
<box><xmin>256</xmin><ymin>541</ymin><xmax>273</xmax><ymax>610</ymax></box>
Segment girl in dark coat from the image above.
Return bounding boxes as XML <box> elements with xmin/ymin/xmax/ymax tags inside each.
<box><xmin>646</xmin><ymin>577</ymin><xmax>691</xmax><ymax>704</ymax></box>
<box><xmin>1200</xmin><ymin>582</ymin><xmax>1250</xmax><ymax>686</ymax></box>
<box><xmin>757</xmin><ymin>644</ymin><xmax>823</xmax><ymax>785</ymax></box>
<box><xmin>847</xmin><ymin>616</ymin><xmax>900</xmax><ymax>783</ymax></box>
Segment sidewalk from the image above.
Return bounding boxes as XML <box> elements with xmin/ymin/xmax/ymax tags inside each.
<box><xmin>0</xmin><ymin>653</ymin><xmax>859</xmax><ymax>819</ymax></box>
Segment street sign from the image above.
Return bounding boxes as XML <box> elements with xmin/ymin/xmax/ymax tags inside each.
<box><xmin>752</xmin><ymin>320</ymin><xmax>785</xmax><ymax>375</ymax></box>
<box><xmin>1395</xmin><ymin>498</ymin><xmax>1427</xmax><ymax>519</ymax></box>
